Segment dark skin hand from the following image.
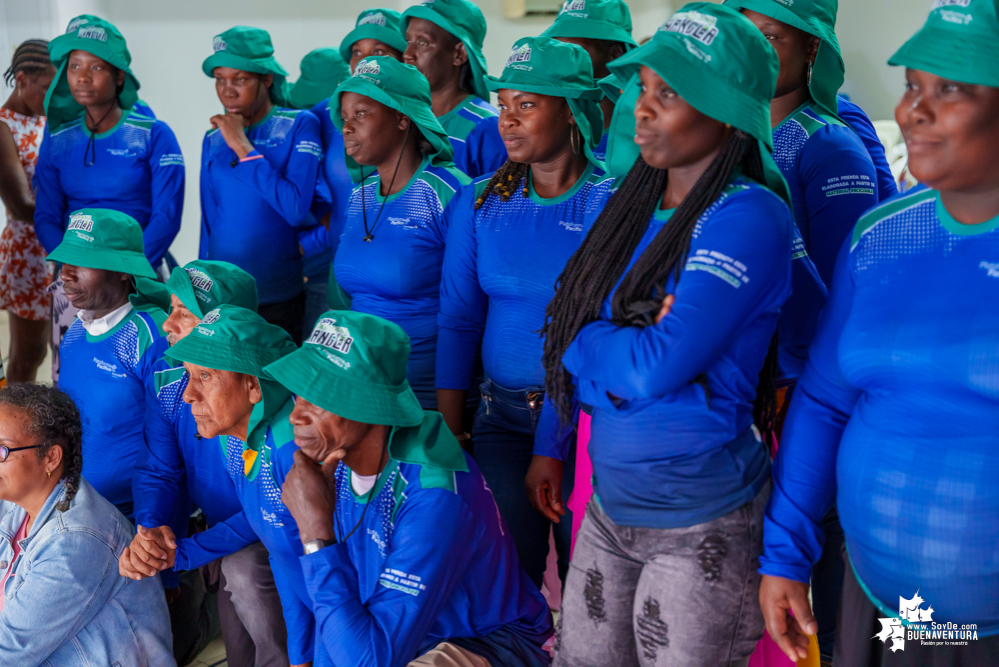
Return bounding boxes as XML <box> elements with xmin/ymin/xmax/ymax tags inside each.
<box><xmin>552</xmin><ymin>36</ymin><xmax>625</xmax><ymax>131</ymax></box>
<box><xmin>741</xmin><ymin>10</ymin><xmax>820</xmax><ymax>128</ymax></box>
<box><xmin>404</xmin><ymin>18</ymin><xmax>470</xmax><ymax>117</ymax></box>
<box><xmin>525</xmin><ymin>455</ymin><xmax>565</xmax><ymax>522</ymax></box>
<box><xmin>349</xmin><ymin>38</ymin><xmax>403</xmax><ymax>73</ymax></box>
<box><xmin>340</xmin><ymin>91</ymin><xmax>424</xmax><ymax>196</ymax></box>
<box><xmin>897</xmin><ymin>69</ymin><xmax>999</xmax><ymax>224</ymax></box>
<box><xmin>211</xmin><ymin>66</ymin><xmax>274</xmax><ymax>159</ymax></box>
<box><xmin>67</xmin><ymin>49</ymin><xmax>125</xmax><ymax>134</ymax></box>
<box><xmin>60</xmin><ymin>265</ymin><xmax>132</xmax><ymax>318</ymax></box>
<box><xmin>760</xmin><ymin>575</ymin><xmax>817</xmax><ymax>661</ymax></box>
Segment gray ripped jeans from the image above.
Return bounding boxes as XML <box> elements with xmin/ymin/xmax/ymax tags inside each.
<box><xmin>554</xmin><ymin>482</ymin><xmax>769</xmax><ymax>667</ymax></box>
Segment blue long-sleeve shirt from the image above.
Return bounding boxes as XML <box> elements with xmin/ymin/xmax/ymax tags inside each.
<box><xmin>439</xmin><ymin>96</ymin><xmax>507</xmax><ymax>179</ymax></box>
<box><xmin>836</xmin><ymin>96</ymin><xmax>897</xmax><ymax>204</ymax></box>
<box><xmin>334</xmin><ymin>160</ymin><xmax>470</xmax><ymax>407</ymax></box>
<box><xmin>199</xmin><ymin>107</ymin><xmax>322</xmax><ymax>305</ymax></box>
<box><xmin>33</xmin><ymin>110</ymin><xmax>184</xmax><ymax>266</ymax></box>
<box><xmin>558</xmin><ymin>176</ymin><xmax>792</xmax><ymax>529</ymax></box>
<box><xmin>761</xmin><ymin>187</ymin><xmax>999</xmax><ymax>636</ymax></box>
<box><xmin>437</xmin><ymin>165</ymin><xmax>597</xmax><ymax>392</ymax></box>
<box><xmin>301</xmin><ymin>414</ymin><xmax>552</xmax><ymax>667</ymax></box>
<box><xmin>58</xmin><ymin>306</ymin><xmax>167</xmax><ymax>520</ymax></box>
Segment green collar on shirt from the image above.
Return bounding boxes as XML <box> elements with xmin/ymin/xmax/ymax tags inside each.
<box><xmin>935</xmin><ymin>191</ymin><xmax>999</xmax><ymax>236</ymax></box>
<box><xmin>81</xmin><ymin>108</ymin><xmax>132</xmax><ymax>140</ymax></box>
<box><xmin>365</xmin><ymin>156</ymin><xmax>432</xmax><ymax>204</ymax></box>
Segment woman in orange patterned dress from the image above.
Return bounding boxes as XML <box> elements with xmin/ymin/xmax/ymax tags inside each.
<box><xmin>0</xmin><ymin>40</ymin><xmax>55</xmax><ymax>382</ymax></box>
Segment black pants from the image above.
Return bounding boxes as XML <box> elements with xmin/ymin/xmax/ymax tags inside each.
<box><xmin>258</xmin><ymin>291</ymin><xmax>306</xmax><ymax>345</ymax></box>
<box><xmin>834</xmin><ymin>555</ymin><xmax>999</xmax><ymax>666</ymax></box>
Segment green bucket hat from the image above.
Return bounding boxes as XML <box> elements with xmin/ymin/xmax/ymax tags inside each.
<box><xmin>333</xmin><ymin>56</ymin><xmax>454</xmax><ymax>179</ymax></box>
<box><xmin>402</xmin><ymin>0</ymin><xmax>491</xmax><ymax>101</ymax></box>
<box><xmin>542</xmin><ymin>0</ymin><xmax>638</xmax><ymax>50</ymax></box>
<box><xmin>290</xmin><ymin>48</ymin><xmax>351</xmax><ymax>109</ymax></box>
<box><xmin>725</xmin><ymin>0</ymin><xmax>843</xmax><ymax>120</ymax></box>
<box><xmin>166</xmin><ymin>260</ymin><xmax>259</xmax><ymax>319</ymax></box>
<box><xmin>485</xmin><ymin>37</ymin><xmax>605</xmax><ymax>168</ymax></box>
<box><xmin>45</xmin><ymin>15</ymin><xmax>141</xmax><ymax>131</ymax></box>
<box><xmin>605</xmin><ymin>3</ymin><xmax>791</xmax><ymax>203</ymax></box>
<box><xmin>47</xmin><ymin>208</ymin><xmax>156</xmax><ymax>279</ymax></box>
<box><xmin>202</xmin><ymin>26</ymin><xmax>291</xmax><ymax>107</ymax></box>
<box><xmin>889</xmin><ymin>0</ymin><xmax>999</xmax><ymax>88</ymax></box>
<box><xmin>263</xmin><ymin>310</ymin><xmax>424</xmax><ymax>428</ymax></box>
<box><xmin>339</xmin><ymin>9</ymin><xmax>408</xmax><ymax>64</ymax></box>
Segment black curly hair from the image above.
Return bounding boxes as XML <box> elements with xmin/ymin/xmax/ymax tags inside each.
<box><xmin>3</xmin><ymin>39</ymin><xmax>52</xmax><ymax>87</ymax></box>
<box><xmin>0</xmin><ymin>383</ymin><xmax>83</xmax><ymax>512</ymax></box>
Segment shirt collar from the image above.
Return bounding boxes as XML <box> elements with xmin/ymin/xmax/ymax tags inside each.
<box><xmin>77</xmin><ymin>302</ymin><xmax>133</xmax><ymax>336</ymax></box>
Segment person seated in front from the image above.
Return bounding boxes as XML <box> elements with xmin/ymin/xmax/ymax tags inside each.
<box><xmin>46</xmin><ymin>207</ymin><xmax>167</xmax><ymax>520</ymax></box>
<box><xmin>0</xmin><ymin>383</ymin><xmax>174</xmax><ymax>666</ymax></box>
<box><xmin>267</xmin><ymin>311</ymin><xmax>553</xmax><ymax>667</ymax></box>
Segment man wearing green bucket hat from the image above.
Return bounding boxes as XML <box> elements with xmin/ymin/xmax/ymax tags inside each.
<box><xmin>436</xmin><ymin>35</ymin><xmax>604</xmax><ymax>590</ymax></box>
<box><xmin>46</xmin><ymin>208</ymin><xmax>167</xmax><ymax>524</ymax></box>
<box><xmin>126</xmin><ymin>261</ymin><xmax>292</xmax><ymax>667</ymax></box>
<box><xmin>135</xmin><ymin>305</ymin><xmax>331</xmax><ymax>666</ymax></box>
<box><xmin>200</xmin><ymin>26</ymin><xmax>322</xmax><ymax>345</ymax></box>
<box><xmin>340</xmin><ymin>8</ymin><xmax>408</xmax><ymax>72</ymax></box>
<box><xmin>760</xmin><ymin>2</ymin><xmax>999</xmax><ymax>665</ymax></box>
<box><xmin>331</xmin><ymin>56</ymin><xmax>469</xmax><ymax>412</ymax></box>
<box><xmin>536</xmin><ymin>4</ymin><xmax>798</xmax><ymax>664</ymax></box>
<box><xmin>402</xmin><ymin>0</ymin><xmax>507</xmax><ymax>178</ymax></box>
<box><xmin>265</xmin><ymin>310</ymin><xmax>552</xmax><ymax>666</ymax></box>
<box><xmin>541</xmin><ymin>0</ymin><xmax>637</xmax><ymax>161</ymax></box>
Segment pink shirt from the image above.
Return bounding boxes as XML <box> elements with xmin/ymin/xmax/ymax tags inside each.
<box><xmin>0</xmin><ymin>516</ymin><xmax>28</xmax><ymax>613</ymax></box>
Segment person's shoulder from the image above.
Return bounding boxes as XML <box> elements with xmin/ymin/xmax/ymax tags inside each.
<box><xmin>154</xmin><ymin>364</ymin><xmax>189</xmax><ymax>419</ymax></box>
<box><xmin>123</xmin><ymin>111</ymin><xmax>158</xmax><ymax>133</ymax></box>
<box><xmin>850</xmin><ymin>185</ymin><xmax>936</xmax><ymax>252</ymax></box>
<box><xmin>711</xmin><ymin>177</ymin><xmax>793</xmax><ymax>228</ymax></box>
<box><xmin>43</xmin><ymin>480</ymin><xmax>130</xmax><ymax>550</ymax></box>
<box><xmin>420</xmin><ymin>164</ymin><xmax>471</xmax><ymax>200</ymax></box>
<box><xmin>463</xmin><ymin>96</ymin><xmax>499</xmax><ymax>120</ymax></box>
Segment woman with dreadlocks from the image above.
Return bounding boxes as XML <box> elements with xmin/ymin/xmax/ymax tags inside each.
<box><xmin>0</xmin><ymin>383</ymin><xmax>174</xmax><ymax>665</ymax></box>
<box><xmin>437</xmin><ymin>36</ymin><xmax>603</xmax><ymax>589</ymax></box>
<box><xmin>0</xmin><ymin>40</ymin><xmax>55</xmax><ymax>382</ymax></box>
<box><xmin>332</xmin><ymin>57</ymin><xmax>469</xmax><ymax>409</ymax></box>
<box><xmin>545</xmin><ymin>5</ymin><xmax>794</xmax><ymax>665</ymax></box>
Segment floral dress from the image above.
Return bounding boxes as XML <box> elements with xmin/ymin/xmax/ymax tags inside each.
<box><xmin>0</xmin><ymin>108</ymin><xmax>50</xmax><ymax>320</ymax></box>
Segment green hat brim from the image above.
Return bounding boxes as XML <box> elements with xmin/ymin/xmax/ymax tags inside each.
<box><xmin>598</xmin><ymin>73</ymin><xmax>624</xmax><ymax>103</ymax></box>
<box><xmin>166</xmin><ymin>267</ymin><xmax>207</xmax><ymax>318</ymax></box>
<box><xmin>338</xmin><ymin>25</ymin><xmax>408</xmax><ymax>62</ymax></box>
<box><xmin>263</xmin><ymin>346</ymin><xmax>425</xmax><ymax>428</ymax></box>
<box><xmin>202</xmin><ymin>52</ymin><xmax>290</xmax><ymax>106</ymax></box>
<box><xmin>403</xmin><ymin>5</ymin><xmax>490</xmax><ymax>101</ymax></box>
<box><xmin>47</xmin><ymin>244</ymin><xmax>157</xmax><ymax>279</ymax></box>
<box><xmin>165</xmin><ymin>331</ymin><xmax>292</xmax><ymax>378</ymax></box>
<box><xmin>889</xmin><ymin>29</ymin><xmax>999</xmax><ymax>89</ymax></box>
<box><xmin>132</xmin><ymin>276</ymin><xmax>172</xmax><ymax>312</ymax></box>
<box><xmin>542</xmin><ymin>19</ymin><xmax>637</xmax><ymax>49</ymax></box>
<box><xmin>44</xmin><ymin>52</ymin><xmax>140</xmax><ymax>131</ymax></box>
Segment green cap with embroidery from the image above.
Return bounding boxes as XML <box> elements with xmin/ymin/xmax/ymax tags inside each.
<box><xmin>263</xmin><ymin>310</ymin><xmax>424</xmax><ymax>428</ymax></box>
<box><xmin>332</xmin><ymin>56</ymin><xmax>454</xmax><ymax>176</ymax></box>
<box><xmin>290</xmin><ymin>48</ymin><xmax>351</xmax><ymax>109</ymax></box>
<box><xmin>202</xmin><ymin>26</ymin><xmax>291</xmax><ymax>106</ymax></box>
<box><xmin>46</xmin><ymin>208</ymin><xmax>157</xmax><ymax>279</ymax></box>
<box><xmin>402</xmin><ymin>0</ymin><xmax>491</xmax><ymax>101</ymax></box>
<box><xmin>45</xmin><ymin>15</ymin><xmax>141</xmax><ymax>131</ymax></box>
<box><xmin>339</xmin><ymin>8</ymin><xmax>408</xmax><ymax>63</ymax></box>
<box><xmin>724</xmin><ymin>0</ymin><xmax>844</xmax><ymax>119</ymax></box>
<box><xmin>889</xmin><ymin>0</ymin><xmax>999</xmax><ymax>88</ymax></box>
<box><xmin>166</xmin><ymin>260</ymin><xmax>259</xmax><ymax>319</ymax></box>
<box><xmin>542</xmin><ymin>0</ymin><xmax>638</xmax><ymax>49</ymax></box>
<box><xmin>485</xmin><ymin>36</ymin><xmax>605</xmax><ymax>167</ymax></box>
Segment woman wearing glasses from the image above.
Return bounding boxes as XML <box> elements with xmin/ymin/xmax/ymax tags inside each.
<box><xmin>0</xmin><ymin>383</ymin><xmax>174</xmax><ymax>666</ymax></box>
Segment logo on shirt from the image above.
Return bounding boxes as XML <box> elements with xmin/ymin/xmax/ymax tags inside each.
<box><xmin>875</xmin><ymin>590</ymin><xmax>978</xmax><ymax>652</ymax></box>
<box><xmin>186</xmin><ymin>268</ymin><xmax>215</xmax><ymax>295</ymax></box>
<box><xmin>559</xmin><ymin>220</ymin><xmax>583</xmax><ymax>233</ymax></box>
<box><xmin>67</xmin><ymin>213</ymin><xmax>94</xmax><ymax>233</ymax></box>
<box><xmin>200</xmin><ymin>308</ymin><xmax>222</xmax><ymax>326</ymax></box>
<box><xmin>93</xmin><ymin>357</ymin><xmax>126</xmax><ymax>379</ymax></box>
<box><xmin>307</xmin><ymin>317</ymin><xmax>354</xmax><ymax>355</ymax></box>
<box><xmin>213</xmin><ymin>36</ymin><xmax>228</xmax><ymax>52</ymax></box>
<box><xmin>505</xmin><ymin>44</ymin><xmax>533</xmax><ymax>71</ymax></box>
<box><xmin>77</xmin><ymin>26</ymin><xmax>107</xmax><ymax>42</ymax></box>
<box><xmin>979</xmin><ymin>261</ymin><xmax>999</xmax><ymax>278</ymax></box>
<box><xmin>359</xmin><ymin>11</ymin><xmax>387</xmax><ymax>26</ymax></box>
<box><xmin>662</xmin><ymin>10</ymin><xmax>720</xmax><ymax>46</ymax></box>
<box><xmin>353</xmin><ymin>59</ymin><xmax>381</xmax><ymax>81</ymax></box>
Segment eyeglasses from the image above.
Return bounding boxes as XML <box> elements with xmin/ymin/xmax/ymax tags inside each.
<box><xmin>0</xmin><ymin>445</ymin><xmax>41</xmax><ymax>462</ymax></box>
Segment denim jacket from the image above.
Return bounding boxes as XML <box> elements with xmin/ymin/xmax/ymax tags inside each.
<box><xmin>0</xmin><ymin>478</ymin><xmax>175</xmax><ymax>666</ymax></box>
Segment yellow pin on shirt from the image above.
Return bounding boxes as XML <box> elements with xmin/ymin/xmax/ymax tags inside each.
<box><xmin>242</xmin><ymin>449</ymin><xmax>258</xmax><ymax>476</ymax></box>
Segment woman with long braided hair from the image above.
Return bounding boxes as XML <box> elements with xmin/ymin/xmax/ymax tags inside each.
<box><xmin>0</xmin><ymin>383</ymin><xmax>174</xmax><ymax>664</ymax></box>
<box><xmin>437</xmin><ymin>36</ymin><xmax>604</xmax><ymax>589</ymax></box>
<box><xmin>545</xmin><ymin>5</ymin><xmax>795</xmax><ymax>665</ymax></box>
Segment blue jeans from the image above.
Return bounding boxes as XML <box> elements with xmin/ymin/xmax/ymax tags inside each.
<box><xmin>472</xmin><ymin>379</ymin><xmax>575</xmax><ymax>589</ymax></box>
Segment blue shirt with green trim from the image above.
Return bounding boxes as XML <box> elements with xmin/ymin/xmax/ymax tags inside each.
<box><xmin>300</xmin><ymin>413</ymin><xmax>552</xmax><ymax>667</ymax></box>
<box><xmin>762</xmin><ymin>187</ymin><xmax>999</xmax><ymax>636</ymax></box>
<box><xmin>334</xmin><ymin>161</ymin><xmax>471</xmax><ymax>408</ymax></box>
<box><xmin>438</xmin><ymin>96</ymin><xmax>507</xmax><ymax>179</ymax></box>
<box><xmin>437</xmin><ymin>165</ymin><xmax>597</xmax><ymax>392</ymax></box>
<box><xmin>57</xmin><ymin>306</ymin><xmax>167</xmax><ymax>519</ymax></box>
<box><xmin>33</xmin><ymin>109</ymin><xmax>185</xmax><ymax>266</ymax></box>
<box><xmin>836</xmin><ymin>96</ymin><xmax>897</xmax><ymax>204</ymax></box>
<box><xmin>199</xmin><ymin>106</ymin><xmax>322</xmax><ymax>305</ymax></box>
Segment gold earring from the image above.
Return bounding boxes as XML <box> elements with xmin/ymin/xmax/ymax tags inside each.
<box><xmin>47</xmin><ymin>470</ymin><xmax>51</xmax><ymax>478</ymax></box>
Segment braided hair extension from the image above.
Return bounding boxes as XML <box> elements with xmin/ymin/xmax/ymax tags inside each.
<box><xmin>3</xmin><ymin>39</ymin><xmax>51</xmax><ymax>87</ymax></box>
<box><xmin>474</xmin><ymin>160</ymin><xmax>531</xmax><ymax>209</ymax></box>
<box><xmin>0</xmin><ymin>383</ymin><xmax>83</xmax><ymax>512</ymax></box>
<box><xmin>541</xmin><ymin>129</ymin><xmax>781</xmax><ymax>439</ymax></box>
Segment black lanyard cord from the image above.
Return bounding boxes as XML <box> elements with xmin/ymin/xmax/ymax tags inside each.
<box><xmin>332</xmin><ymin>439</ymin><xmax>389</xmax><ymax>544</ymax></box>
<box><xmin>83</xmin><ymin>104</ymin><xmax>116</xmax><ymax>167</ymax></box>
<box><xmin>361</xmin><ymin>122</ymin><xmax>412</xmax><ymax>243</ymax></box>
